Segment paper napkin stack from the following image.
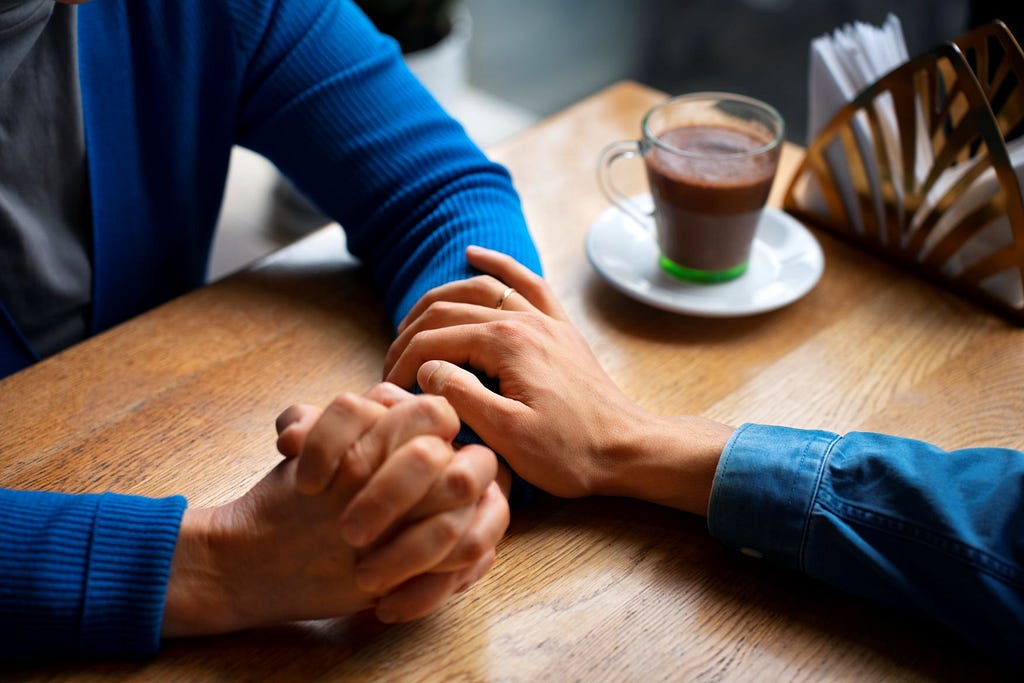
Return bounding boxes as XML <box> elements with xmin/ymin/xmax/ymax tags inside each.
<box><xmin>806</xmin><ymin>15</ymin><xmax>1023</xmax><ymax>307</ymax></box>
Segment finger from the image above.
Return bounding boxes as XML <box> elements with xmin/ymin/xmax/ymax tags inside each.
<box><xmin>374</xmin><ymin>550</ymin><xmax>495</xmax><ymax>624</ymax></box>
<box><xmin>363</xmin><ymin>382</ymin><xmax>414</xmax><ymax>407</ymax></box>
<box><xmin>373</xmin><ymin>571</ymin><xmax>461</xmax><ymax>624</ymax></box>
<box><xmin>413</xmin><ymin>359</ymin><xmax>526</xmax><ymax>454</ymax></box>
<box><xmin>384</xmin><ymin>302</ymin><xmax>509</xmax><ymax>380</ymax></box>
<box><xmin>296</xmin><ymin>393</ymin><xmax>386</xmax><ymax>496</ymax></box>
<box><xmin>415</xmin><ymin>361</ymin><xmax>530</xmax><ymax>467</ymax></box>
<box><xmin>465</xmin><ymin>245</ymin><xmax>568</xmax><ymax>320</ymax></box>
<box><xmin>396</xmin><ymin>274</ymin><xmax>532</xmax><ymax>335</ymax></box>
<box><xmin>332</xmin><ymin>395</ymin><xmax>462</xmax><ymax>534</ymax></box>
<box><xmin>354</xmin><ymin>505</ymin><xmax>474</xmax><ymax>594</ymax></box>
<box><xmin>454</xmin><ymin>549</ymin><xmax>497</xmax><ymax>594</ymax></box>
<box><xmin>338</xmin><ymin>393</ymin><xmax>461</xmax><ymax>496</ymax></box>
<box><xmin>276</xmin><ymin>404</ymin><xmax>318</xmax><ymax>436</ymax></box>
<box><xmin>275</xmin><ymin>404</ymin><xmax>323</xmax><ymax>460</ymax></box>
<box><xmin>385</xmin><ymin>322</ymin><xmax>495</xmax><ymax>389</ymax></box>
<box><xmin>429</xmin><ymin>481</ymin><xmax>509</xmax><ymax>574</ymax></box>
<box><xmin>405</xmin><ymin>444</ymin><xmax>498</xmax><ymax>521</ymax></box>
<box><xmin>339</xmin><ymin>434</ymin><xmax>454</xmax><ymax>548</ymax></box>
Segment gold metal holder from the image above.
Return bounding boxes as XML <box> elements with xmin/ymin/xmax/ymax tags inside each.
<box><xmin>784</xmin><ymin>21</ymin><xmax>1024</xmax><ymax>324</ymax></box>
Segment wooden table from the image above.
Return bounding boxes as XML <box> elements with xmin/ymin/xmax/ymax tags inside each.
<box><xmin>3</xmin><ymin>82</ymin><xmax>1021</xmax><ymax>681</ymax></box>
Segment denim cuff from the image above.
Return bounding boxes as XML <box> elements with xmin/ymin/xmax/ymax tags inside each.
<box><xmin>707</xmin><ymin>423</ymin><xmax>839</xmax><ymax>570</ymax></box>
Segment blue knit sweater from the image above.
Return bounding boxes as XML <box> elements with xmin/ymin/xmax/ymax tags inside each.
<box><xmin>0</xmin><ymin>0</ymin><xmax>539</xmax><ymax>655</ymax></box>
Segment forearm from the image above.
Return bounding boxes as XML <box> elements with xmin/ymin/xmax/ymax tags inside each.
<box><xmin>230</xmin><ymin>0</ymin><xmax>541</xmax><ymax>326</ymax></box>
<box><xmin>594</xmin><ymin>412</ymin><xmax>734</xmax><ymax>516</ymax></box>
<box><xmin>384</xmin><ymin>194</ymin><xmax>541</xmax><ymax>326</ymax></box>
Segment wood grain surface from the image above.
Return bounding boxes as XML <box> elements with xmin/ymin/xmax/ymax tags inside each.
<box><xmin>2</xmin><ymin>82</ymin><xmax>1020</xmax><ymax>681</ymax></box>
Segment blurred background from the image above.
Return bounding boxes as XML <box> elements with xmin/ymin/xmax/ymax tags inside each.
<box><xmin>213</xmin><ymin>0</ymin><xmax>1017</xmax><ymax>278</ymax></box>
<box><xmin>465</xmin><ymin>0</ymin><xmax>971</xmax><ymax>145</ymax></box>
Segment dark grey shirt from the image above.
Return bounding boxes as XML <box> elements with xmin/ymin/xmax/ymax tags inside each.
<box><xmin>0</xmin><ymin>0</ymin><xmax>91</xmax><ymax>358</ymax></box>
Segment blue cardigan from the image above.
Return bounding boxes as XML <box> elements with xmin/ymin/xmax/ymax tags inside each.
<box><xmin>0</xmin><ymin>0</ymin><xmax>540</xmax><ymax>376</ymax></box>
<box><xmin>0</xmin><ymin>0</ymin><xmax>539</xmax><ymax>655</ymax></box>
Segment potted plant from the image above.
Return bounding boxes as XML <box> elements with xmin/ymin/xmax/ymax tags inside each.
<box><xmin>355</xmin><ymin>0</ymin><xmax>471</xmax><ymax>108</ymax></box>
<box><xmin>354</xmin><ymin>0</ymin><xmax>462</xmax><ymax>54</ymax></box>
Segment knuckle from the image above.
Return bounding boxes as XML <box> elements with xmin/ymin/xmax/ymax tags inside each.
<box><xmin>431</xmin><ymin>515</ymin><xmax>463</xmax><ymax>547</ymax></box>
<box><xmin>424</xmin><ymin>393</ymin><xmax>457</xmax><ymax>422</ymax></box>
<box><xmin>353</xmin><ymin>488</ymin><xmax>393</xmax><ymax>520</ymax></box>
<box><xmin>405</xmin><ymin>329</ymin><xmax>436</xmax><ymax>358</ymax></box>
<box><xmin>410</xmin><ymin>394</ymin><xmax>444</xmax><ymax>420</ymax></box>
<box><xmin>454</xmin><ymin>529</ymin><xmax>489</xmax><ymax>564</ymax></box>
<box><xmin>408</xmin><ymin>394</ymin><xmax>458</xmax><ymax>430</ymax></box>
<box><xmin>338</xmin><ymin>443</ymin><xmax>373</xmax><ymax>483</ymax></box>
<box><xmin>471</xmin><ymin>275</ymin><xmax>502</xmax><ymax>297</ymax></box>
<box><xmin>327</xmin><ymin>392</ymin><xmax>361</xmax><ymax>416</ymax></box>
<box><xmin>489</xmin><ymin>320</ymin><xmax>530</xmax><ymax>353</ymax></box>
<box><xmin>404</xmin><ymin>435</ymin><xmax>449</xmax><ymax>470</ymax></box>
<box><xmin>464</xmin><ymin>445</ymin><xmax>499</xmax><ymax>480</ymax></box>
<box><xmin>423</xmin><ymin>300</ymin><xmax>458</xmax><ymax>320</ymax></box>
<box><xmin>444</xmin><ymin>466</ymin><xmax>478</xmax><ymax>505</ymax></box>
<box><xmin>488</xmin><ymin>318</ymin><xmax>518</xmax><ymax>338</ymax></box>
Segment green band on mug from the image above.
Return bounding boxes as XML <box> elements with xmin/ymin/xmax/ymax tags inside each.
<box><xmin>659</xmin><ymin>256</ymin><xmax>748</xmax><ymax>283</ymax></box>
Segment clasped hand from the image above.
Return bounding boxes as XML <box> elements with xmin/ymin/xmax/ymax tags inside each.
<box><xmin>382</xmin><ymin>246</ymin><xmax>732</xmax><ymax>516</ymax></box>
<box><xmin>162</xmin><ymin>383</ymin><xmax>507</xmax><ymax>637</ymax></box>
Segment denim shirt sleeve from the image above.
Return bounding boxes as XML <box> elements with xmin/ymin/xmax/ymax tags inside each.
<box><xmin>707</xmin><ymin>423</ymin><xmax>1024</xmax><ymax>661</ymax></box>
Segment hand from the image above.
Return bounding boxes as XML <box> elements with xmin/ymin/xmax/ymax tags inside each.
<box><xmin>384</xmin><ymin>246</ymin><xmax>734</xmax><ymax>513</ymax></box>
<box><xmin>162</xmin><ymin>387</ymin><xmax>508</xmax><ymax>637</ymax></box>
<box><xmin>276</xmin><ymin>383</ymin><xmax>509</xmax><ymax>622</ymax></box>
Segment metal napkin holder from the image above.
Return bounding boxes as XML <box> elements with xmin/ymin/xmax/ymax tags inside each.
<box><xmin>784</xmin><ymin>21</ymin><xmax>1024</xmax><ymax>324</ymax></box>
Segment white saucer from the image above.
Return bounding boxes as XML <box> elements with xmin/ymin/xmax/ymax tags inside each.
<box><xmin>585</xmin><ymin>196</ymin><xmax>824</xmax><ymax>317</ymax></box>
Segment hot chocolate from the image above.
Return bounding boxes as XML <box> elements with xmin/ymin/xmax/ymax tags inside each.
<box><xmin>644</xmin><ymin>125</ymin><xmax>779</xmax><ymax>275</ymax></box>
<box><xmin>598</xmin><ymin>93</ymin><xmax>784</xmax><ymax>283</ymax></box>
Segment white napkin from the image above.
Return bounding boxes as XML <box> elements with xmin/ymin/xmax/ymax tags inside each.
<box><xmin>807</xmin><ymin>14</ymin><xmax>908</xmax><ymax>139</ymax></box>
<box><xmin>807</xmin><ymin>14</ymin><xmax>911</xmax><ymax>237</ymax></box>
<box><xmin>805</xmin><ymin>15</ymin><xmax>1023</xmax><ymax>307</ymax></box>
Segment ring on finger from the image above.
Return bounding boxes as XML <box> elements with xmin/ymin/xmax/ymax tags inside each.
<box><xmin>496</xmin><ymin>287</ymin><xmax>516</xmax><ymax>310</ymax></box>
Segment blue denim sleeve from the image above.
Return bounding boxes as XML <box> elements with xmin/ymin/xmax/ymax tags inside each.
<box><xmin>707</xmin><ymin>423</ymin><xmax>1024</xmax><ymax>661</ymax></box>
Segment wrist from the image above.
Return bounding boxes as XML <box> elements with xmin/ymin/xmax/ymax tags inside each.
<box><xmin>162</xmin><ymin>506</ymin><xmax>240</xmax><ymax>638</ymax></box>
<box><xmin>594</xmin><ymin>410</ymin><xmax>733</xmax><ymax>516</ymax></box>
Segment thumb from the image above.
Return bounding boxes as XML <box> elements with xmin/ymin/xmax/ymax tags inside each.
<box><xmin>417</xmin><ymin>360</ymin><xmax>519</xmax><ymax>448</ymax></box>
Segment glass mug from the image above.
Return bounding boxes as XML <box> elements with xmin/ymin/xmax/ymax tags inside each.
<box><xmin>598</xmin><ymin>92</ymin><xmax>785</xmax><ymax>283</ymax></box>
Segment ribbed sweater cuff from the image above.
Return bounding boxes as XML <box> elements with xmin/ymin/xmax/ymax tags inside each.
<box><xmin>79</xmin><ymin>493</ymin><xmax>187</xmax><ymax>654</ymax></box>
<box><xmin>0</xmin><ymin>489</ymin><xmax>186</xmax><ymax>656</ymax></box>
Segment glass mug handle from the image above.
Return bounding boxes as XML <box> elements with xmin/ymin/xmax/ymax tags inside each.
<box><xmin>597</xmin><ymin>140</ymin><xmax>654</xmax><ymax>230</ymax></box>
